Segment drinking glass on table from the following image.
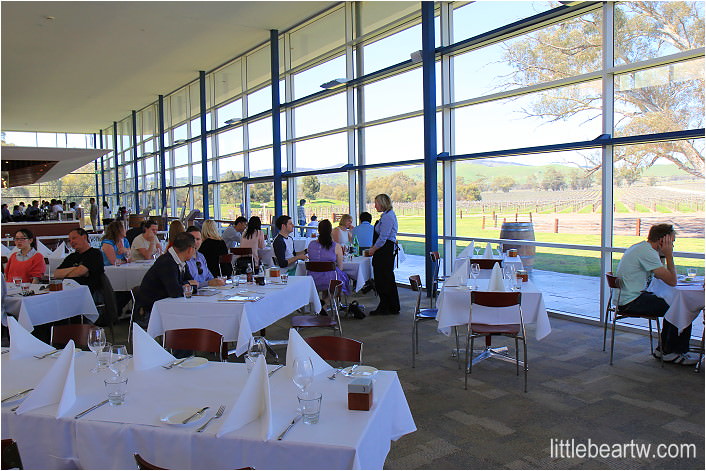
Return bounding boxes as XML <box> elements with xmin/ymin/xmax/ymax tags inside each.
<box><xmin>109</xmin><ymin>344</ymin><xmax>129</xmax><ymax>376</ymax></box>
<box><xmin>687</xmin><ymin>267</ymin><xmax>697</xmax><ymax>279</ymax></box>
<box><xmin>88</xmin><ymin>327</ymin><xmax>107</xmax><ymax>373</ymax></box>
<box><xmin>183</xmin><ymin>284</ymin><xmax>193</xmax><ymax>299</ymax></box>
<box><xmin>470</xmin><ymin>263</ymin><xmax>480</xmax><ymax>290</ymax></box>
<box><xmin>292</xmin><ymin>357</ymin><xmax>314</xmax><ymax>393</ymax></box>
<box><xmin>12</xmin><ymin>277</ymin><xmax>22</xmax><ymax>289</ymax></box>
<box><xmin>245</xmin><ymin>336</ymin><xmax>266</xmax><ymax>373</ymax></box>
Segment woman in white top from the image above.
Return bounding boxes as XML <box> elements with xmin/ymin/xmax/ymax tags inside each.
<box><xmin>332</xmin><ymin>214</ymin><xmax>354</xmax><ymax>246</ymax></box>
<box><xmin>239</xmin><ymin>216</ymin><xmax>266</xmax><ymax>266</ymax></box>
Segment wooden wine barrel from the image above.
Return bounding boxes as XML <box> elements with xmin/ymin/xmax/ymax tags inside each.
<box><xmin>500</xmin><ymin>222</ymin><xmax>536</xmax><ymax>271</ymax></box>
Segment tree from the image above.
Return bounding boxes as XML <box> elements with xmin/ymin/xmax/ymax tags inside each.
<box><xmin>501</xmin><ymin>1</ymin><xmax>704</xmax><ymax>177</ymax></box>
<box><xmin>567</xmin><ymin>168</ymin><xmax>593</xmax><ymax>190</ymax></box>
<box><xmin>249</xmin><ymin>183</ymin><xmax>271</xmax><ymax>204</ymax></box>
<box><xmin>542</xmin><ymin>167</ymin><xmax>566</xmax><ymax>191</ymax></box>
<box><xmin>525</xmin><ymin>173</ymin><xmax>540</xmax><ymax>190</ymax></box>
<box><xmin>492</xmin><ymin>175</ymin><xmax>516</xmax><ymax>193</ymax></box>
<box><xmin>301</xmin><ymin>175</ymin><xmax>321</xmax><ymax>200</ymax></box>
<box><xmin>456</xmin><ymin>177</ymin><xmax>482</xmax><ymax>201</ymax></box>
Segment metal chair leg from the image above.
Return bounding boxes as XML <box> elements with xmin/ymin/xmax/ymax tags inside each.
<box><xmin>647</xmin><ymin>319</ymin><xmax>654</xmax><ymax>353</ymax></box>
<box><xmin>412</xmin><ymin>320</ymin><xmax>417</xmax><ymax>368</ymax></box>
<box><xmin>609</xmin><ymin>316</ymin><xmax>618</xmax><ymax>365</ymax></box>
<box><xmin>522</xmin><ymin>337</ymin><xmax>528</xmax><ymax>393</ymax></box>
<box><xmin>515</xmin><ymin>336</ymin><xmax>519</xmax><ymax>376</ymax></box>
<box><xmin>602</xmin><ymin>309</ymin><xmax>610</xmax><ymax>352</ymax></box>
<box><xmin>655</xmin><ymin>318</ymin><xmax>663</xmax><ymax>368</ymax></box>
<box><xmin>454</xmin><ymin>326</ymin><xmax>461</xmax><ymax>370</ymax></box>
<box><xmin>464</xmin><ymin>332</ymin><xmax>471</xmax><ymax>390</ymax></box>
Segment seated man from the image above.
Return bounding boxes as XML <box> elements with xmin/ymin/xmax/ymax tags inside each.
<box><xmin>125</xmin><ymin>221</ymin><xmax>146</xmax><ymax>245</ymax></box>
<box><xmin>221</xmin><ymin>216</ymin><xmax>248</xmax><ymax>248</ymax></box>
<box><xmin>273</xmin><ymin>215</ymin><xmax>307</xmax><ymax>274</ymax></box>
<box><xmin>54</xmin><ymin>228</ymin><xmax>105</xmax><ymax>302</ymax></box>
<box><xmin>136</xmin><ymin>232</ymin><xmax>197</xmax><ymax>320</ymax></box>
<box><xmin>305</xmin><ymin>215</ymin><xmax>319</xmax><ymax>238</ymax></box>
<box><xmin>352</xmin><ymin>211</ymin><xmax>374</xmax><ymax>251</ymax></box>
<box><xmin>615</xmin><ymin>223</ymin><xmax>697</xmax><ymax>365</ymax></box>
<box><xmin>184</xmin><ymin>226</ymin><xmax>226</xmax><ymax>288</ymax></box>
<box><xmin>131</xmin><ymin>220</ymin><xmax>162</xmax><ymax>260</ymax></box>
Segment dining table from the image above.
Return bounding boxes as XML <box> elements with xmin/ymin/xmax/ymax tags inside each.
<box><xmin>1</xmin><ymin>282</ymin><xmax>99</xmax><ymax>332</ymax></box>
<box><xmin>104</xmin><ymin>260</ymin><xmax>154</xmax><ymax>291</ymax></box>
<box><xmin>648</xmin><ymin>276</ymin><xmax>705</xmax><ymax>334</ymax></box>
<box><xmin>294</xmin><ymin>256</ymin><xmax>373</xmax><ymax>292</ymax></box>
<box><xmin>454</xmin><ymin>252</ymin><xmax>525</xmax><ymax>272</ymax></box>
<box><xmin>1</xmin><ymin>350</ymin><xmax>416</xmax><ymax>469</ymax></box>
<box><xmin>148</xmin><ymin>276</ymin><xmax>322</xmax><ymax>356</ymax></box>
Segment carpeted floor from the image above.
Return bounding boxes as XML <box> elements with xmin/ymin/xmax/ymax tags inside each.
<box><xmin>16</xmin><ymin>285</ymin><xmax>704</xmax><ymax>469</ymax></box>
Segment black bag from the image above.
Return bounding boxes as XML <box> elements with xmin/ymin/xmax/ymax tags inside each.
<box><xmin>348</xmin><ymin>300</ymin><xmax>366</xmax><ymax>319</ymax></box>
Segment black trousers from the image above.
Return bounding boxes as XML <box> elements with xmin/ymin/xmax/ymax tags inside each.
<box><xmin>372</xmin><ymin>241</ymin><xmax>400</xmax><ymax>313</ymax></box>
<box><xmin>620</xmin><ymin>291</ymin><xmax>692</xmax><ymax>354</ymax></box>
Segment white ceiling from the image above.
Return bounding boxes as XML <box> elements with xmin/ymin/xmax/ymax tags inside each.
<box><xmin>1</xmin><ymin>1</ymin><xmax>336</xmax><ymax>134</ymax></box>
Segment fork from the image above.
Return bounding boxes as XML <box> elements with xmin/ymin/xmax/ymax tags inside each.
<box><xmin>162</xmin><ymin>356</ymin><xmax>193</xmax><ymax>369</ymax></box>
<box><xmin>196</xmin><ymin>404</ymin><xmax>225</xmax><ymax>432</ymax></box>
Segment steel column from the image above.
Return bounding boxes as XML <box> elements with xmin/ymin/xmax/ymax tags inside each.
<box><xmin>271</xmin><ymin>30</ymin><xmax>283</xmax><ymax>217</ymax></box>
<box><xmin>113</xmin><ymin>121</ymin><xmax>119</xmax><ymax>205</ymax></box>
<box><xmin>158</xmin><ymin>95</ymin><xmax>167</xmax><ymax>212</ymax></box>
<box><xmin>199</xmin><ymin>71</ymin><xmax>210</xmax><ymax>218</ymax></box>
<box><xmin>132</xmin><ymin>110</ymin><xmax>140</xmax><ymax>212</ymax></box>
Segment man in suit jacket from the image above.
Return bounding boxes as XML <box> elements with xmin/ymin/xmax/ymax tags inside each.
<box><xmin>136</xmin><ymin>232</ymin><xmax>197</xmax><ymax>320</ymax></box>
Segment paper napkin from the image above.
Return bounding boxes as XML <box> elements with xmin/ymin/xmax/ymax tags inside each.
<box><xmin>285</xmin><ymin>328</ymin><xmax>331</xmax><ymax>377</ymax></box>
<box><xmin>488</xmin><ymin>262</ymin><xmax>506</xmax><ymax>291</ymax></box>
<box><xmin>15</xmin><ymin>340</ymin><xmax>77</xmax><ymax>418</ymax></box>
<box><xmin>216</xmin><ymin>354</ymin><xmax>273</xmax><ymax>440</ymax></box>
<box><xmin>51</xmin><ymin>242</ymin><xmax>67</xmax><ymax>258</ymax></box>
<box><xmin>457</xmin><ymin>241</ymin><xmax>475</xmax><ymax>259</ymax></box>
<box><xmin>7</xmin><ymin>316</ymin><xmax>55</xmax><ymax>360</ymax></box>
<box><xmin>35</xmin><ymin>240</ymin><xmax>52</xmax><ymax>257</ymax></box>
<box><xmin>444</xmin><ymin>258</ymin><xmax>469</xmax><ymax>287</ymax></box>
<box><xmin>131</xmin><ymin>323</ymin><xmax>176</xmax><ymax>370</ymax></box>
<box><xmin>482</xmin><ymin>242</ymin><xmax>494</xmax><ymax>258</ymax></box>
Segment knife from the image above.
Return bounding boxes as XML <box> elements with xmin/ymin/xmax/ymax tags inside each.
<box><xmin>182</xmin><ymin>406</ymin><xmax>209</xmax><ymax>424</ymax></box>
<box><xmin>74</xmin><ymin>399</ymin><xmax>109</xmax><ymax>419</ymax></box>
<box><xmin>33</xmin><ymin>349</ymin><xmax>60</xmax><ymax>359</ymax></box>
<box><xmin>268</xmin><ymin>364</ymin><xmax>285</xmax><ymax>377</ymax></box>
<box><xmin>277</xmin><ymin>414</ymin><xmax>302</xmax><ymax>440</ymax></box>
<box><xmin>2</xmin><ymin>388</ymin><xmax>33</xmax><ymax>403</ymax></box>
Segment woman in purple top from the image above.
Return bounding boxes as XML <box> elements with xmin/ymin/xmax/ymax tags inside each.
<box><xmin>307</xmin><ymin>219</ymin><xmax>351</xmax><ymax>298</ymax></box>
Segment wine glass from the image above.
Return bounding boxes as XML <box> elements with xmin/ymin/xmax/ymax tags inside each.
<box><xmin>470</xmin><ymin>263</ymin><xmax>481</xmax><ymax>290</ymax></box>
<box><xmin>292</xmin><ymin>357</ymin><xmax>314</xmax><ymax>393</ymax></box>
<box><xmin>88</xmin><ymin>327</ymin><xmax>107</xmax><ymax>373</ymax></box>
<box><xmin>109</xmin><ymin>344</ymin><xmax>129</xmax><ymax>376</ymax></box>
<box><xmin>245</xmin><ymin>336</ymin><xmax>266</xmax><ymax>373</ymax></box>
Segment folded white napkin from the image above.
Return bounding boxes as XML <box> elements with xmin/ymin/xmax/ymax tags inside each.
<box><xmin>7</xmin><ymin>316</ymin><xmax>55</xmax><ymax>360</ymax></box>
<box><xmin>482</xmin><ymin>242</ymin><xmax>493</xmax><ymax>258</ymax></box>
<box><xmin>216</xmin><ymin>354</ymin><xmax>272</xmax><ymax>440</ymax></box>
<box><xmin>36</xmin><ymin>240</ymin><xmax>52</xmax><ymax>257</ymax></box>
<box><xmin>285</xmin><ymin>328</ymin><xmax>331</xmax><ymax>377</ymax></box>
<box><xmin>488</xmin><ymin>262</ymin><xmax>506</xmax><ymax>291</ymax></box>
<box><xmin>16</xmin><ymin>340</ymin><xmax>77</xmax><ymax>418</ymax></box>
<box><xmin>457</xmin><ymin>241</ymin><xmax>475</xmax><ymax>259</ymax></box>
<box><xmin>51</xmin><ymin>242</ymin><xmax>67</xmax><ymax>258</ymax></box>
<box><xmin>132</xmin><ymin>323</ymin><xmax>176</xmax><ymax>371</ymax></box>
<box><xmin>444</xmin><ymin>258</ymin><xmax>469</xmax><ymax>287</ymax></box>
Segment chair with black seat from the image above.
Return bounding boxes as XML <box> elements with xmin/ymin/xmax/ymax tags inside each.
<box><xmin>474</xmin><ymin>258</ymin><xmax>503</xmax><ymax>270</ymax></box>
<box><xmin>465</xmin><ymin>291</ymin><xmax>527</xmax><ymax>392</ymax></box>
<box><xmin>605</xmin><ymin>272</ymin><xmax>664</xmax><ymax>367</ymax></box>
<box><xmin>134</xmin><ymin>453</ymin><xmax>165</xmax><ymax>470</ymax></box>
<box><xmin>428</xmin><ymin>251</ymin><xmax>445</xmax><ymax>307</ymax></box>
<box><xmin>50</xmin><ymin>323</ymin><xmax>94</xmax><ymax>349</ymax></box>
<box><xmin>292</xmin><ymin>279</ymin><xmax>343</xmax><ymax>336</ymax></box>
<box><xmin>163</xmin><ymin>328</ymin><xmax>226</xmax><ymax>361</ymax></box>
<box><xmin>305</xmin><ymin>335</ymin><xmax>362</xmax><ymax>364</ymax></box>
<box><xmin>128</xmin><ymin>285</ymin><xmax>142</xmax><ymax>345</ymax></box>
<box><xmin>217</xmin><ymin>253</ymin><xmax>234</xmax><ymax>277</ymax></box>
<box><xmin>94</xmin><ymin>273</ymin><xmax>118</xmax><ymax>342</ymax></box>
<box><xmin>1</xmin><ymin>439</ymin><xmax>23</xmax><ymax>470</ymax></box>
<box><xmin>230</xmin><ymin>247</ymin><xmax>254</xmax><ymax>274</ymax></box>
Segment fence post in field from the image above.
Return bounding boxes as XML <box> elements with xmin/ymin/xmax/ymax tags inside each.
<box><xmin>529</xmin><ymin>212</ymin><xmax>533</xmax><ymax>222</ymax></box>
<box><xmin>460</xmin><ymin>210</ymin><xmax>463</xmax><ymax>219</ymax></box>
<box><xmin>635</xmin><ymin>218</ymin><xmax>641</xmax><ymax>236</ymax></box>
<box><xmin>515</xmin><ymin>212</ymin><xmax>518</xmax><ymax>222</ymax></box>
<box><xmin>554</xmin><ymin>218</ymin><xmax>559</xmax><ymax>234</ymax></box>
<box><xmin>482</xmin><ymin>216</ymin><xmax>486</xmax><ymax>230</ymax></box>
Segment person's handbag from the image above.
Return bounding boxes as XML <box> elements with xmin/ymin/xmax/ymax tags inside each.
<box><xmin>348</xmin><ymin>300</ymin><xmax>366</xmax><ymax>319</ymax></box>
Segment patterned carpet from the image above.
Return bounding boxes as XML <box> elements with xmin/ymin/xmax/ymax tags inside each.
<box><xmin>68</xmin><ymin>285</ymin><xmax>706</xmax><ymax>469</ymax></box>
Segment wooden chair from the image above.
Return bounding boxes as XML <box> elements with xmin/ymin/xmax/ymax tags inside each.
<box><xmin>605</xmin><ymin>273</ymin><xmax>663</xmax><ymax>367</ymax></box>
<box><xmin>50</xmin><ymin>324</ymin><xmax>94</xmax><ymax>349</ymax></box>
<box><xmin>465</xmin><ymin>291</ymin><xmax>527</xmax><ymax>392</ymax></box>
<box><xmin>1</xmin><ymin>439</ymin><xmax>23</xmax><ymax>470</ymax></box>
<box><xmin>230</xmin><ymin>247</ymin><xmax>253</xmax><ymax>274</ymax></box>
<box><xmin>134</xmin><ymin>453</ymin><xmax>165</xmax><ymax>470</ymax></box>
<box><xmin>305</xmin><ymin>335</ymin><xmax>362</xmax><ymax>363</ymax></box>
<box><xmin>428</xmin><ymin>252</ymin><xmax>445</xmax><ymax>307</ymax></box>
<box><xmin>292</xmin><ymin>279</ymin><xmax>343</xmax><ymax>336</ymax></box>
<box><xmin>163</xmin><ymin>328</ymin><xmax>225</xmax><ymax>361</ymax></box>
<box><xmin>473</xmin><ymin>258</ymin><xmax>503</xmax><ymax>270</ymax></box>
<box><xmin>95</xmin><ymin>273</ymin><xmax>118</xmax><ymax>342</ymax></box>
<box><xmin>217</xmin><ymin>253</ymin><xmax>234</xmax><ymax>277</ymax></box>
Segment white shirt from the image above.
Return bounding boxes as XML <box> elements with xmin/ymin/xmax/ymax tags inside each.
<box><xmin>168</xmin><ymin>247</ymin><xmax>186</xmax><ymax>274</ymax></box>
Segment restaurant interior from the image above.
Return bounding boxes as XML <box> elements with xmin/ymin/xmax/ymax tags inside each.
<box><xmin>1</xmin><ymin>1</ymin><xmax>704</xmax><ymax>469</ymax></box>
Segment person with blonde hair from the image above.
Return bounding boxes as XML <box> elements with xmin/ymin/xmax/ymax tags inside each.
<box><xmin>368</xmin><ymin>194</ymin><xmax>399</xmax><ymax>315</ymax></box>
<box><xmin>239</xmin><ymin>216</ymin><xmax>266</xmax><ymax>266</ymax></box>
<box><xmin>101</xmin><ymin>221</ymin><xmax>131</xmax><ymax>266</ymax></box>
<box><xmin>332</xmin><ymin>213</ymin><xmax>354</xmax><ymax>246</ymax></box>
<box><xmin>198</xmin><ymin>219</ymin><xmax>230</xmax><ymax>277</ymax></box>
<box><xmin>165</xmin><ymin>220</ymin><xmax>185</xmax><ymax>251</ymax></box>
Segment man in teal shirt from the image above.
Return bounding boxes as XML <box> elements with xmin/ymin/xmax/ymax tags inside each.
<box><xmin>615</xmin><ymin>223</ymin><xmax>696</xmax><ymax>365</ymax></box>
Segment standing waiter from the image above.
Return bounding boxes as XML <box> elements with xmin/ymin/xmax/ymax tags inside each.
<box><xmin>368</xmin><ymin>194</ymin><xmax>400</xmax><ymax>315</ymax></box>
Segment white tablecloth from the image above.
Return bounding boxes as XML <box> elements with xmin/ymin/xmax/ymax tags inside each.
<box><xmin>454</xmin><ymin>253</ymin><xmax>524</xmax><ymax>272</ymax></box>
<box><xmin>148</xmin><ymin>276</ymin><xmax>322</xmax><ymax>356</ymax></box>
<box><xmin>258</xmin><ymin>237</ymin><xmax>313</xmax><ymax>267</ymax></box>
<box><xmin>648</xmin><ymin>277</ymin><xmax>705</xmax><ymax>334</ymax></box>
<box><xmin>1</xmin><ymin>352</ymin><xmax>416</xmax><ymax>469</ymax></box>
<box><xmin>436</xmin><ymin>278</ymin><xmax>551</xmax><ymax>341</ymax></box>
<box><xmin>104</xmin><ymin>261</ymin><xmax>154</xmax><ymax>291</ymax></box>
<box><xmin>294</xmin><ymin>257</ymin><xmax>373</xmax><ymax>292</ymax></box>
<box><xmin>1</xmin><ymin>283</ymin><xmax>99</xmax><ymax>331</ymax></box>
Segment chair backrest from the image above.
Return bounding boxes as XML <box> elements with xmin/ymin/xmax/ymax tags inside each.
<box><xmin>473</xmin><ymin>259</ymin><xmax>502</xmax><ymax>270</ymax></box>
<box><xmin>306</xmin><ymin>261</ymin><xmax>336</xmax><ymax>272</ymax></box>
<box><xmin>50</xmin><ymin>324</ymin><xmax>94</xmax><ymax>348</ymax></box>
<box><xmin>230</xmin><ymin>247</ymin><xmax>252</xmax><ymax>256</ymax></box>
<box><xmin>100</xmin><ymin>273</ymin><xmax>119</xmax><ymax>323</ymax></box>
<box><xmin>471</xmin><ymin>290</ymin><xmax>521</xmax><ymax>308</ymax></box>
<box><xmin>163</xmin><ymin>328</ymin><xmax>224</xmax><ymax>361</ymax></box>
<box><xmin>305</xmin><ymin>335</ymin><xmax>362</xmax><ymax>363</ymax></box>
<box><xmin>428</xmin><ymin>252</ymin><xmax>441</xmax><ymax>280</ymax></box>
<box><xmin>129</xmin><ymin>285</ymin><xmax>142</xmax><ymax>343</ymax></box>
<box><xmin>134</xmin><ymin>453</ymin><xmax>165</xmax><ymax>470</ymax></box>
<box><xmin>218</xmin><ymin>253</ymin><xmax>234</xmax><ymax>264</ymax></box>
<box><xmin>409</xmin><ymin>275</ymin><xmax>423</xmax><ymax>314</ymax></box>
<box><xmin>605</xmin><ymin>272</ymin><xmax>622</xmax><ymax>307</ymax></box>
<box><xmin>1</xmin><ymin>439</ymin><xmax>23</xmax><ymax>470</ymax></box>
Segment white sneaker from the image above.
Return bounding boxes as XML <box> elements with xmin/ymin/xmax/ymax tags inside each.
<box><xmin>653</xmin><ymin>348</ymin><xmax>679</xmax><ymax>362</ymax></box>
<box><xmin>673</xmin><ymin>352</ymin><xmax>699</xmax><ymax>366</ymax></box>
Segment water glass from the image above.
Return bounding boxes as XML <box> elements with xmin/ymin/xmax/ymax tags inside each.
<box><xmin>105</xmin><ymin>376</ymin><xmax>128</xmax><ymax>406</ymax></box>
<box><xmin>297</xmin><ymin>391</ymin><xmax>322</xmax><ymax>425</ymax></box>
<box><xmin>20</xmin><ymin>282</ymin><xmax>31</xmax><ymax>296</ymax></box>
<box><xmin>280</xmin><ymin>273</ymin><xmax>289</xmax><ymax>284</ymax></box>
<box><xmin>470</xmin><ymin>263</ymin><xmax>481</xmax><ymax>290</ymax></box>
<box><xmin>687</xmin><ymin>267</ymin><xmax>697</xmax><ymax>278</ymax></box>
<box><xmin>183</xmin><ymin>284</ymin><xmax>193</xmax><ymax>299</ymax></box>
<box><xmin>97</xmin><ymin>343</ymin><xmax>112</xmax><ymax>371</ymax></box>
<box><xmin>109</xmin><ymin>344</ymin><xmax>129</xmax><ymax>376</ymax></box>
<box><xmin>12</xmin><ymin>277</ymin><xmax>22</xmax><ymax>288</ymax></box>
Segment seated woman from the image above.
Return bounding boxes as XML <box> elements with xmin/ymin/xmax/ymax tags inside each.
<box><xmin>307</xmin><ymin>219</ymin><xmax>351</xmax><ymax>305</ymax></box>
<box><xmin>239</xmin><ymin>216</ymin><xmax>265</xmax><ymax>267</ymax></box>
<box><xmin>101</xmin><ymin>221</ymin><xmax>131</xmax><ymax>266</ymax></box>
<box><xmin>4</xmin><ymin>228</ymin><xmax>46</xmax><ymax>283</ymax></box>
<box><xmin>199</xmin><ymin>219</ymin><xmax>231</xmax><ymax>277</ymax></box>
<box><xmin>165</xmin><ymin>220</ymin><xmax>185</xmax><ymax>251</ymax></box>
<box><xmin>332</xmin><ymin>214</ymin><xmax>354</xmax><ymax>247</ymax></box>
